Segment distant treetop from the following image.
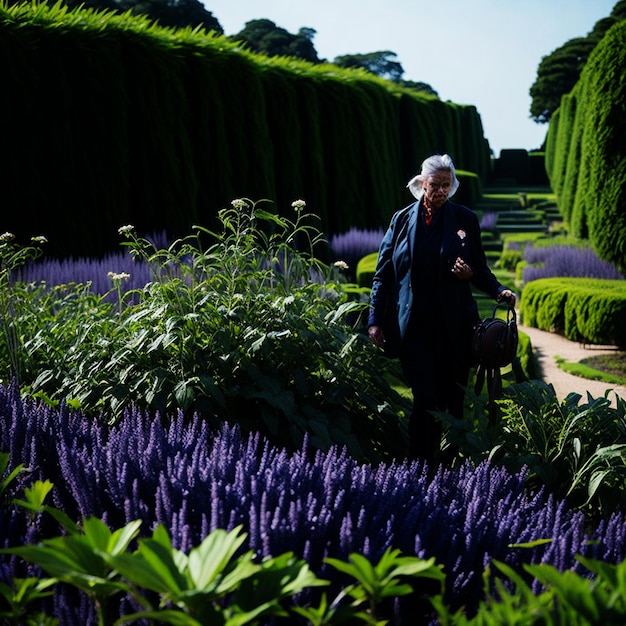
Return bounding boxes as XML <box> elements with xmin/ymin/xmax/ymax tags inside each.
<box><xmin>529</xmin><ymin>0</ymin><xmax>626</xmax><ymax>124</ymax></box>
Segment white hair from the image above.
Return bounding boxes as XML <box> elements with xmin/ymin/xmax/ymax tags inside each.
<box><xmin>406</xmin><ymin>153</ymin><xmax>460</xmax><ymax>200</ymax></box>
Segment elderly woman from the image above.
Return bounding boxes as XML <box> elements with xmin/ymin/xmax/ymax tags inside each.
<box><xmin>368</xmin><ymin>154</ymin><xmax>515</xmax><ymax>464</ymax></box>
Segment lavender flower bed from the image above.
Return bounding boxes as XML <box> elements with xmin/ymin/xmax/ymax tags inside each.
<box><xmin>328</xmin><ymin>227</ymin><xmax>384</xmax><ymax>277</ymax></box>
<box><xmin>15</xmin><ymin>225</ymin><xmax>378</xmax><ymax>296</ymax></box>
<box><xmin>479</xmin><ymin>211</ymin><xmax>497</xmax><ymax>232</ymax></box>
<box><xmin>1</xmin><ymin>382</ymin><xmax>625</xmax><ymax>623</ymax></box>
<box><xmin>15</xmin><ymin>252</ymin><xmax>153</xmax><ymax>300</ymax></box>
<box><xmin>523</xmin><ymin>245</ymin><xmax>624</xmax><ymax>282</ymax></box>
<box><xmin>13</xmin><ymin>230</ymin><xmax>171</xmax><ymax>299</ymax></box>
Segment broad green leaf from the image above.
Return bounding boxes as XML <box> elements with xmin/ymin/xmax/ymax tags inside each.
<box><xmin>108</xmin><ymin>519</ymin><xmax>142</xmax><ymax>555</ymax></box>
<box><xmin>588</xmin><ymin>469</ymin><xmax>611</xmax><ymax>501</ymax></box>
<box><xmin>136</xmin><ymin>538</ymin><xmax>188</xmax><ymax>593</ymax></box>
<box><xmin>4</xmin><ymin>544</ymin><xmax>126</xmax><ymax>598</ymax></box>
<box><xmin>81</xmin><ymin>516</ymin><xmax>114</xmax><ymax>550</ymax></box>
<box><xmin>105</xmin><ymin>548</ymin><xmax>186</xmax><ymax>596</ymax></box>
<box><xmin>0</xmin><ymin>452</ymin><xmax>25</xmax><ymax>500</ymax></box>
<box><xmin>187</xmin><ymin>526</ymin><xmax>248</xmax><ymax>590</ymax></box>
<box><xmin>13</xmin><ymin>479</ymin><xmax>54</xmax><ymax>512</ymax></box>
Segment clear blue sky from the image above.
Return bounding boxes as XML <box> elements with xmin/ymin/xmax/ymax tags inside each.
<box><xmin>205</xmin><ymin>0</ymin><xmax>617</xmax><ymax>157</ymax></box>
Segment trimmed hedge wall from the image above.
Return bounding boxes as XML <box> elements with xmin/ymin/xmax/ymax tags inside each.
<box><xmin>545</xmin><ymin>20</ymin><xmax>626</xmax><ymax>275</ymax></box>
<box><xmin>0</xmin><ymin>3</ymin><xmax>490</xmax><ymax>257</ymax></box>
<box><xmin>521</xmin><ymin>278</ymin><xmax>626</xmax><ymax>348</ymax></box>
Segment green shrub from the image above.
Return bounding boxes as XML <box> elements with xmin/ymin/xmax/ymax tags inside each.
<box><xmin>1</xmin><ymin>200</ymin><xmax>411</xmax><ymax>462</ymax></box>
<box><xmin>546</xmin><ymin>20</ymin><xmax>626</xmax><ymax>275</ymax></box>
<box><xmin>515</xmin><ymin>330</ymin><xmax>540</xmax><ymax>381</ymax></box>
<box><xmin>521</xmin><ymin>278</ymin><xmax>626</xmax><ymax>347</ymax></box>
<box><xmin>520</xmin><ymin>280</ymin><xmax>569</xmax><ymax>332</ymax></box>
<box><xmin>497</xmin><ymin>248</ymin><xmax>523</xmax><ymax>272</ymax></box>
<box><xmin>515</xmin><ymin>259</ymin><xmax>528</xmax><ymax>284</ymax></box>
<box><xmin>356</xmin><ymin>251</ymin><xmax>379</xmax><ymax>289</ymax></box>
<box><xmin>442</xmin><ymin>380</ymin><xmax>626</xmax><ymax>519</ymax></box>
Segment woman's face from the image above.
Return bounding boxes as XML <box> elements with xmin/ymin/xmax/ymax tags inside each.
<box><xmin>422</xmin><ymin>171</ymin><xmax>453</xmax><ymax>209</ymax></box>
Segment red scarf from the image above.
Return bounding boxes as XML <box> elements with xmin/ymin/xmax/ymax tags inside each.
<box><xmin>423</xmin><ymin>195</ymin><xmax>433</xmax><ymax>225</ymax></box>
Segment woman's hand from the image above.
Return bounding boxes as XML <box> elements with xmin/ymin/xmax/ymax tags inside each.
<box><xmin>368</xmin><ymin>325</ymin><xmax>386</xmax><ymax>348</ymax></box>
<box><xmin>497</xmin><ymin>289</ymin><xmax>517</xmax><ymax>307</ymax></box>
<box><xmin>451</xmin><ymin>256</ymin><xmax>473</xmax><ymax>280</ymax></box>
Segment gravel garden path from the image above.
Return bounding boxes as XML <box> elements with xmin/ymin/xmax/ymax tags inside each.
<box><xmin>519</xmin><ymin>324</ymin><xmax>626</xmax><ymax>407</ymax></box>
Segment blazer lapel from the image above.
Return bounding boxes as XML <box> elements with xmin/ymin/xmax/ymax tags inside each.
<box><xmin>406</xmin><ymin>202</ymin><xmax>418</xmax><ymax>261</ymax></box>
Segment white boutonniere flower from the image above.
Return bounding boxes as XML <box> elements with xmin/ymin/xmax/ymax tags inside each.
<box><xmin>457</xmin><ymin>229</ymin><xmax>466</xmax><ymax>240</ymax></box>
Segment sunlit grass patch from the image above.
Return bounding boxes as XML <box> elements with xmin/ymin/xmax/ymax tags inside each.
<box><xmin>555</xmin><ymin>352</ymin><xmax>626</xmax><ymax>386</ymax></box>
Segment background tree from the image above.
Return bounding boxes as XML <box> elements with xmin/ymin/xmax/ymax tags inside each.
<box><xmin>43</xmin><ymin>0</ymin><xmax>224</xmax><ymax>32</ymax></box>
<box><xmin>529</xmin><ymin>0</ymin><xmax>626</xmax><ymax>124</ymax></box>
<box><xmin>529</xmin><ymin>37</ymin><xmax>596</xmax><ymax>124</ymax></box>
<box><xmin>333</xmin><ymin>51</ymin><xmax>437</xmax><ymax>95</ymax></box>
<box><xmin>399</xmin><ymin>79</ymin><xmax>439</xmax><ymax>97</ymax></box>
<box><xmin>333</xmin><ymin>50</ymin><xmax>404</xmax><ymax>82</ymax></box>
<box><xmin>119</xmin><ymin>0</ymin><xmax>223</xmax><ymax>31</ymax></box>
<box><xmin>230</xmin><ymin>19</ymin><xmax>320</xmax><ymax>63</ymax></box>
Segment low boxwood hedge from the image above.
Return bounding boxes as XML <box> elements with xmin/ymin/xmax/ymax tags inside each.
<box><xmin>521</xmin><ymin>278</ymin><xmax>626</xmax><ymax>347</ymax></box>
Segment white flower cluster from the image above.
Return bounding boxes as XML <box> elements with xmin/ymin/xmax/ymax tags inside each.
<box><xmin>108</xmin><ymin>271</ymin><xmax>131</xmax><ymax>281</ymax></box>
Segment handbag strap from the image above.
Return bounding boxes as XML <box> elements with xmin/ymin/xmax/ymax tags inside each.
<box><xmin>491</xmin><ymin>301</ymin><xmax>517</xmax><ymax>323</ymax></box>
<box><xmin>474</xmin><ymin>364</ymin><xmax>502</xmax><ymax>428</ymax></box>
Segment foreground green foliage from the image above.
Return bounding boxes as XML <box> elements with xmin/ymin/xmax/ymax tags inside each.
<box><xmin>434</xmin><ymin>556</ymin><xmax>626</xmax><ymax>625</ymax></box>
<box><xmin>4</xmin><ymin>469</ymin><xmax>626</xmax><ymax>624</ymax></box>
<box><xmin>0</xmin><ymin>200</ymin><xmax>410</xmax><ymax>462</ymax></box>
<box><xmin>442</xmin><ymin>381</ymin><xmax>626</xmax><ymax>519</ymax></box>
<box><xmin>3</xmin><ymin>476</ymin><xmax>444</xmax><ymax>625</ymax></box>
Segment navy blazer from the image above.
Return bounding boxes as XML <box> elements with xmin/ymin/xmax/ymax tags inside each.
<box><xmin>368</xmin><ymin>199</ymin><xmax>505</xmax><ymax>349</ymax></box>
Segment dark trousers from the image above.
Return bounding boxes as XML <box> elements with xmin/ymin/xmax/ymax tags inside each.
<box><xmin>399</xmin><ymin>323</ymin><xmax>469</xmax><ymax>464</ymax></box>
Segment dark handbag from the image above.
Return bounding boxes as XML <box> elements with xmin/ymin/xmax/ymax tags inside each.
<box><xmin>472</xmin><ymin>303</ymin><xmax>518</xmax><ymax>425</ymax></box>
<box><xmin>472</xmin><ymin>303</ymin><xmax>518</xmax><ymax>368</ymax></box>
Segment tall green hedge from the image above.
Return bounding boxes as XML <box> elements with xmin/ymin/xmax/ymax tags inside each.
<box><xmin>0</xmin><ymin>3</ymin><xmax>490</xmax><ymax>257</ymax></box>
<box><xmin>545</xmin><ymin>20</ymin><xmax>626</xmax><ymax>274</ymax></box>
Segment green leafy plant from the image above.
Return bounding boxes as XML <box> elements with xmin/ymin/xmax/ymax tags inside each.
<box><xmin>0</xmin><ymin>451</ymin><xmax>26</xmax><ymax>504</ymax></box>
<box><xmin>107</xmin><ymin>525</ymin><xmax>325</xmax><ymax>625</ymax></box>
<box><xmin>0</xmin><ymin>577</ymin><xmax>58</xmax><ymax>626</ymax></box>
<box><xmin>321</xmin><ymin>549</ymin><xmax>444</xmax><ymax>625</ymax></box>
<box><xmin>0</xmin><ymin>232</ymin><xmax>47</xmax><ymax>385</ymax></box>
<box><xmin>437</xmin><ymin>380</ymin><xmax>626</xmax><ymax>518</ymax></box>
<box><xmin>499</xmin><ymin>382</ymin><xmax>626</xmax><ymax>516</ymax></box>
<box><xmin>0</xmin><ymin>455</ymin><xmax>57</xmax><ymax>625</ymax></box>
<box><xmin>4</xmin><ymin>479</ymin><xmax>445</xmax><ymax>625</ymax></box>
<box><xmin>434</xmin><ymin>556</ymin><xmax>626</xmax><ymax>625</ymax></box>
<box><xmin>8</xmin><ymin>483</ymin><xmax>142</xmax><ymax>625</ymax></box>
<box><xmin>442</xmin><ymin>380</ymin><xmax>626</xmax><ymax>518</ymax></box>
<box><xmin>3</xmin><ymin>199</ymin><xmax>410</xmax><ymax>461</ymax></box>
